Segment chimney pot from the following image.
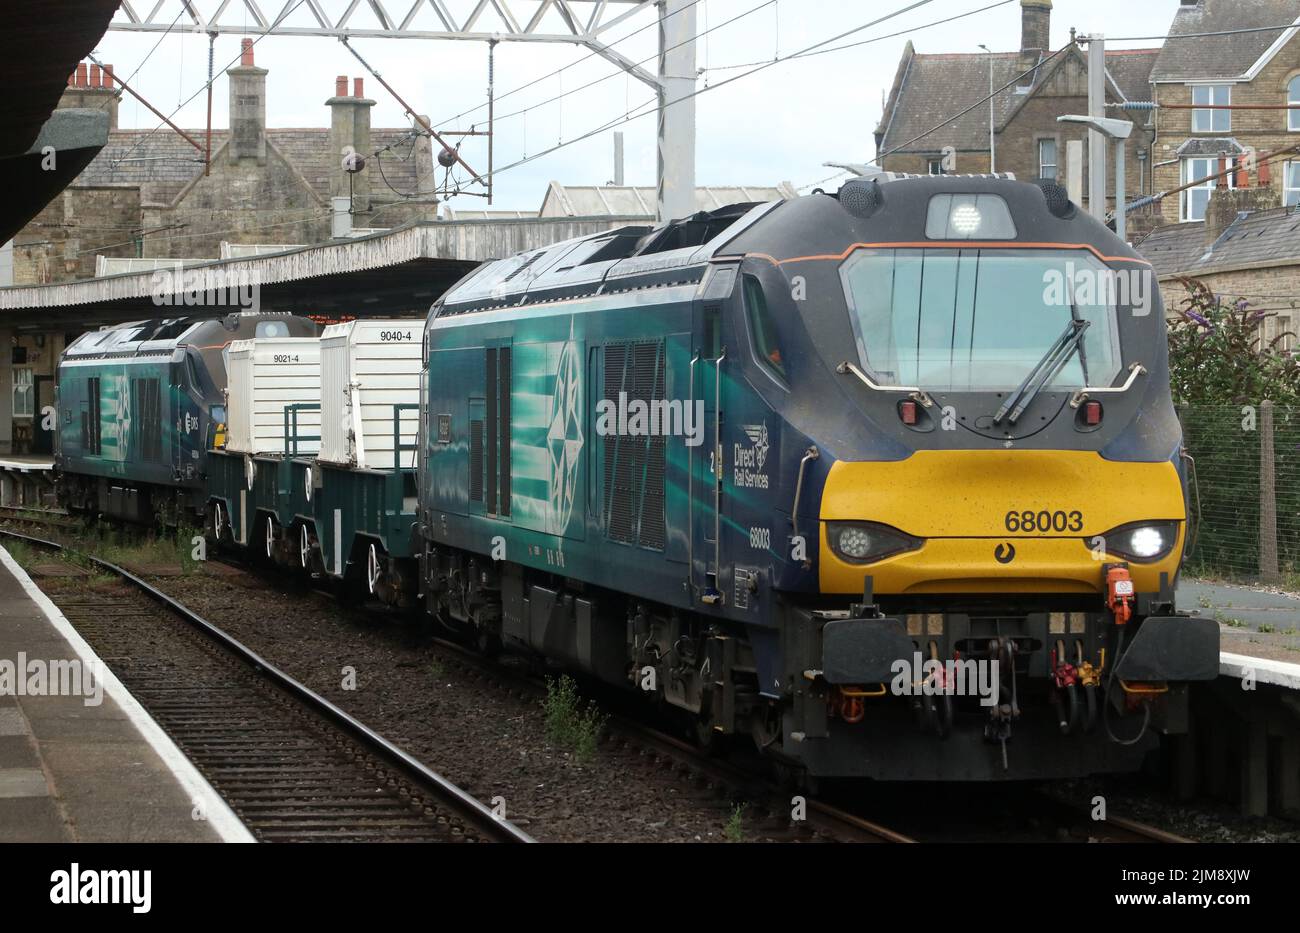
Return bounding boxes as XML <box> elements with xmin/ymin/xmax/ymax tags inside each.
<box><xmin>240</xmin><ymin>38</ymin><xmax>254</xmax><ymax>66</ymax></box>
<box><xmin>103</xmin><ymin>65</ymin><xmax>114</xmax><ymax>89</ymax></box>
<box><xmin>89</xmin><ymin>64</ymin><xmax>101</xmax><ymax>88</ymax></box>
<box><xmin>75</xmin><ymin>63</ymin><xmax>87</xmax><ymax>87</ymax></box>
<box><xmin>335</xmin><ymin>75</ymin><xmax>348</xmax><ymax>96</ymax></box>
<box><xmin>353</xmin><ymin>77</ymin><xmax>364</xmax><ymax>98</ymax></box>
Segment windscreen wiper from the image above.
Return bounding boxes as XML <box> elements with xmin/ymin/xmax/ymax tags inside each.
<box><xmin>993</xmin><ymin>318</ymin><xmax>1090</xmax><ymax>425</ymax></box>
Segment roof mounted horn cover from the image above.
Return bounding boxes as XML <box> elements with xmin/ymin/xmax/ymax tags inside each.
<box><xmin>1036</xmin><ymin>180</ymin><xmax>1076</xmax><ymax>219</ymax></box>
<box><xmin>838</xmin><ymin>178</ymin><xmax>884</xmax><ymax>220</ymax></box>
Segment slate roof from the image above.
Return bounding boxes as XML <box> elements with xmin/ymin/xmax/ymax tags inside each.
<box><xmin>74</xmin><ymin>127</ymin><xmax>423</xmax><ymax>207</ymax></box>
<box><xmin>1150</xmin><ymin>0</ymin><xmax>1300</xmax><ymax>82</ymax></box>
<box><xmin>1175</xmin><ymin>136</ymin><xmax>1245</xmax><ymax>157</ymax></box>
<box><xmin>876</xmin><ymin>43</ymin><xmax>1158</xmax><ymax>156</ymax></box>
<box><xmin>1137</xmin><ymin>205</ymin><xmax>1300</xmax><ymax>275</ymax></box>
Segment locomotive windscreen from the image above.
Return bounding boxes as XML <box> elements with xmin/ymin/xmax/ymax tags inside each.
<box><xmin>838</xmin><ymin>247</ymin><xmax>1123</xmax><ymax>392</ymax></box>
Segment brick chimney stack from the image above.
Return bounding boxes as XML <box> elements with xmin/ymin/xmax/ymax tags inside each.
<box><xmin>227</xmin><ymin>38</ymin><xmax>269</xmax><ymax>163</ymax></box>
<box><xmin>59</xmin><ymin>60</ymin><xmax>119</xmax><ymax>129</ymax></box>
<box><xmin>327</xmin><ymin>74</ymin><xmax>376</xmax><ymax>213</ymax></box>
<box><xmin>1021</xmin><ymin>0</ymin><xmax>1052</xmax><ymax>56</ymax></box>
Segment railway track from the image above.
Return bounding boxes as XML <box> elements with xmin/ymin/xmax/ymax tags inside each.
<box><xmin>0</xmin><ymin>518</ymin><xmax>1192</xmax><ymax>844</ymax></box>
<box><xmin>0</xmin><ymin>529</ymin><xmax>532</xmax><ymax>844</ymax></box>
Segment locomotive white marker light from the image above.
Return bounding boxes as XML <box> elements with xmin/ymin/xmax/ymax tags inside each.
<box><xmin>949</xmin><ymin>204</ymin><xmax>982</xmax><ymax>235</ymax></box>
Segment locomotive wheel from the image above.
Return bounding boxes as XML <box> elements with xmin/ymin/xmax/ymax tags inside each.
<box><xmin>211</xmin><ymin>502</ymin><xmax>227</xmax><ymax>542</ymax></box>
<box><xmin>263</xmin><ymin>515</ymin><xmax>276</xmax><ymax>561</ymax></box>
<box><xmin>299</xmin><ymin>524</ymin><xmax>312</xmax><ymax>570</ymax></box>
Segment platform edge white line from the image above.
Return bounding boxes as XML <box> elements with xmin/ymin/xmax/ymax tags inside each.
<box><xmin>0</xmin><ymin>545</ymin><xmax>256</xmax><ymax>843</ymax></box>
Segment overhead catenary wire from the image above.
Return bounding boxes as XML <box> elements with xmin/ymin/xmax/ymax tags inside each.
<box><xmin>478</xmin><ymin>0</ymin><xmax>945</xmax><ymax>186</ymax></box>
<box><xmin>430</xmin><ymin>0</ymin><xmax>709</xmax><ymax>131</ymax></box>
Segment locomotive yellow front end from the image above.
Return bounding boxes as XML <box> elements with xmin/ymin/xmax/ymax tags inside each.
<box><xmin>818</xmin><ymin>450</ymin><xmax>1186</xmax><ymax>597</ymax></box>
<box><xmin>726</xmin><ymin>173</ymin><xmax>1222</xmax><ymax>780</ymax></box>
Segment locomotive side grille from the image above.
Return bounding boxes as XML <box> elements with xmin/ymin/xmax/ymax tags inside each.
<box><xmin>485</xmin><ymin>348</ymin><xmax>498</xmax><ymax>515</ymax></box>
<box><xmin>499</xmin><ymin>347</ymin><xmax>512</xmax><ymax>517</ymax></box>
<box><xmin>637</xmin><ymin>342</ymin><xmax>667</xmax><ymax>551</ymax></box>
<box><xmin>132</xmin><ymin>377</ymin><xmax>162</xmax><ymax>462</ymax></box>
<box><xmin>603</xmin><ymin>343</ymin><xmax>636</xmax><ymax>544</ymax></box>
<box><xmin>602</xmin><ymin>340</ymin><xmax>666</xmax><ymax>551</ymax></box>
<box><xmin>469</xmin><ymin>418</ymin><xmax>484</xmax><ymax>502</ymax></box>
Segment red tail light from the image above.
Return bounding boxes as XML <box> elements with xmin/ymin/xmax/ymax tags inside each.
<box><xmin>1084</xmin><ymin>401</ymin><xmax>1102</xmax><ymax>426</ymax></box>
<box><xmin>900</xmin><ymin>400</ymin><xmax>918</xmax><ymax>425</ymax></box>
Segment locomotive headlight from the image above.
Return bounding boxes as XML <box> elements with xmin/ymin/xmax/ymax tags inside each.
<box><xmin>1091</xmin><ymin>521</ymin><xmax>1179</xmax><ymax>563</ymax></box>
<box><xmin>828</xmin><ymin>521</ymin><xmax>923</xmax><ymax>564</ymax></box>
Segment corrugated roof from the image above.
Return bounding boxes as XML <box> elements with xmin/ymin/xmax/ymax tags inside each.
<box><xmin>1150</xmin><ymin>0</ymin><xmax>1300</xmax><ymax>82</ymax></box>
<box><xmin>538</xmin><ymin>182</ymin><xmax>796</xmax><ymax>218</ymax></box>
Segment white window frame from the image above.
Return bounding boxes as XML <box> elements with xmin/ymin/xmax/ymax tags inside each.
<box><xmin>927</xmin><ymin>158</ymin><xmax>946</xmax><ymax>176</ymax></box>
<box><xmin>1289</xmin><ymin>75</ymin><xmax>1300</xmax><ymax>132</ymax></box>
<box><xmin>1285</xmin><ymin>161</ymin><xmax>1300</xmax><ymax>207</ymax></box>
<box><xmin>1037</xmin><ymin>138</ymin><xmax>1058</xmax><ymax>181</ymax></box>
<box><xmin>1191</xmin><ymin>84</ymin><xmax>1231</xmax><ymax>133</ymax></box>
<box><xmin>1180</xmin><ymin>156</ymin><xmax>1237</xmax><ymax>222</ymax></box>
<box><xmin>12</xmin><ymin>367</ymin><xmax>33</xmax><ymax>419</ymax></box>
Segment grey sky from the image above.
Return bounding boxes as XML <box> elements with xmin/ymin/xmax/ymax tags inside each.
<box><xmin>90</xmin><ymin>0</ymin><xmax>1188</xmax><ymax>211</ymax></box>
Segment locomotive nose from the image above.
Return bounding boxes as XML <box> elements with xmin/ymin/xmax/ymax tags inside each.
<box><xmin>818</xmin><ymin>449</ymin><xmax>1186</xmax><ymax>596</ymax></box>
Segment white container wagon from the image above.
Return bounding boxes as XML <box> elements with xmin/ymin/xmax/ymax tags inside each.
<box><xmin>224</xmin><ymin>337</ymin><xmax>322</xmax><ymax>455</ymax></box>
<box><xmin>319</xmin><ymin>320</ymin><xmax>422</xmax><ymax>470</ymax></box>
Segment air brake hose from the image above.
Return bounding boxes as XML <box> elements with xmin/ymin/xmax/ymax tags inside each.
<box><xmin>1102</xmin><ymin>625</ymin><xmax>1151</xmax><ymax>746</ymax></box>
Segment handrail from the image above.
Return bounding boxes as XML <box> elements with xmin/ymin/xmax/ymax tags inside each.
<box><xmin>791</xmin><ymin>446</ymin><xmax>820</xmax><ymax>570</ymax></box>
<box><xmin>686</xmin><ymin>353</ymin><xmax>700</xmax><ymax>597</ymax></box>
<box><xmin>283</xmin><ymin>402</ymin><xmax>321</xmax><ymax>457</ymax></box>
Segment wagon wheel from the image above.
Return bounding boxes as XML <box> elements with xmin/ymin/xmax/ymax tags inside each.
<box><xmin>300</xmin><ymin>524</ymin><xmax>312</xmax><ymax>570</ymax></box>
<box><xmin>264</xmin><ymin>514</ymin><xmax>276</xmax><ymax>561</ymax></box>
<box><xmin>211</xmin><ymin>502</ymin><xmax>226</xmax><ymax>542</ymax></box>
<box><xmin>366</xmin><ymin>543</ymin><xmax>383</xmax><ymax>595</ymax></box>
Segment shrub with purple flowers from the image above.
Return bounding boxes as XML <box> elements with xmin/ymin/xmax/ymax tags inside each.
<box><xmin>1167</xmin><ymin>277</ymin><xmax>1300</xmax><ymax>405</ymax></box>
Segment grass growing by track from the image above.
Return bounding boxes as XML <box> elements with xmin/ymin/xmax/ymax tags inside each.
<box><xmin>543</xmin><ymin>674</ymin><xmax>606</xmax><ymax>763</ymax></box>
<box><xmin>723</xmin><ymin>803</ymin><xmax>746</xmax><ymax>842</ymax></box>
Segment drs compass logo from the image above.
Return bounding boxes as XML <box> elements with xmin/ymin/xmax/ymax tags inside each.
<box><xmin>734</xmin><ymin>422</ymin><xmax>770</xmax><ymax>490</ymax></box>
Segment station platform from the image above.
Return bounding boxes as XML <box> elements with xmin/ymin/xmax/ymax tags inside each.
<box><xmin>0</xmin><ymin>546</ymin><xmax>251</xmax><ymax>842</ymax></box>
<box><xmin>0</xmin><ymin>456</ymin><xmax>54</xmax><ymax>509</ymax></box>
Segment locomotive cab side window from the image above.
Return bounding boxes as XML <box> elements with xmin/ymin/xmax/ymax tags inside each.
<box><xmin>743</xmin><ymin>276</ymin><xmax>787</xmax><ymax>382</ymax></box>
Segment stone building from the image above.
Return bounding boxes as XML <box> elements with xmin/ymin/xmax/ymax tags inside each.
<box><xmin>1137</xmin><ymin>185</ymin><xmax>1300</xmax><ymax>343</ymax></box>
<box><xmin>12</xmin><ymin>39</ymin><xmax>439</xmax><ymax>286</ymax></box>
<box><xmin>874</xmin><ymin>0</ymin><xmax>1158</xmax><ymax>215</ymax></box>
<box><xmin>1148</xmin><ymin>0</ymin><xmax>1300</xmax><ymax>225</ymax></box>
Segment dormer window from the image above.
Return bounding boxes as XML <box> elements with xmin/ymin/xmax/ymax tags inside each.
<box><xmin>1191</xmin><ymin>85</ymin><xmax>1231</xmax><ymax>133</ymax></box>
